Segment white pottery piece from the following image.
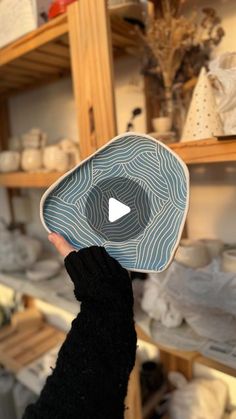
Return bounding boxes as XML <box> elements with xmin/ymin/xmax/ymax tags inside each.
<box><xmin>59</xmin><ymin>138</ymin><xmax>80</xmax><ymax>166</ymax></box>
<box><xmin>181</xmin><ymin>67</ymin><xmax>224</xmax><ymax>142</ymax></box>
<box><xmin>152</xmin><ymin>116</ymin><xmax>172</xmax><ymax>133</ymax></box>
<box><xmin>43</xmin><ymin>145</ymin><xmax>69</xmax><ymax>172</ymax></box>
<box><xmin>222</xmin><ymin>249</ymin><xmax>236</xmax><ymax>273</ymax></box>
<box><xmin>21</xmin><ymin>128</ymin><xmax>47</xmax><ymax>150</ymax></box>
<box><xmin>175</xmin><ymin>239</ymin><xmax>211</xmax><ymax>268</ymax></box>
<box><xmin>21</xmin><ymin>149</ymin><xmax>43</xmax><ymax>172</ymax></box>
<box><xmin>26</xmin><ymin>259</ymin><xmax>61</xmax><ymax>281</ymax></box>
<box><xmin>0</xmin><ymin>151</ymin><xmax>20</xmax><ymax>172</ymax></box>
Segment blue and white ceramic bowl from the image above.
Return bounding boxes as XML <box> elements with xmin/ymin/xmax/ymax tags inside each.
<box><xmin>40</xmin><ymin>133</ymin><xmax>189</xmax><ymax>272</ymax></box>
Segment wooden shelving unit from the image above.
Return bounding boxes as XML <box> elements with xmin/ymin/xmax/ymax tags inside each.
<box><xmin>0</xmin><ymin>0</ymin><xmax>141</xmax><ymax>162</ymax></box>
<box><xmin>170</xmin><ymin>137</ymin><xmax>236</xmax><ymax>164</ymax></box>
<box><xmin>136</xmin><ymin>324</ymin><xmax>236</xmax><ymax>379</ymax></box>
<box><xmin>0</xmin><ymin>171</ymin><xmax>64</xmax><ymax>188</ymax></box>
<box><xmin>0</xmin><ymin>308</ymin><xmax>65</xmax><ymax>373</ymax></box>
<box><xmin>1</xmin><ymin>138</ymin><xmax>236</xmax><ymax>188</ymax></box>
<box><xmin>0</xmin><ymin>10</ymin><xmax>138</xmax><ymax>98</ymax></box>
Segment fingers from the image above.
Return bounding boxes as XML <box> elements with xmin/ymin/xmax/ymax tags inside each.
<box><xmin>48</xmin><ymin>232</ymin><xmax>75</xmax><ymax>258</ymax></box>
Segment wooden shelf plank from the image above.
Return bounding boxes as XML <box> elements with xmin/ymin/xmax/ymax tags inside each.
<box><xmin>195</xmin><ymin>355</ymin><xmax>236</xmax><ymax>378</ymax></box>
<box><xmin>0</xmin><ymin>14</ymin><xmax>69</xmax><ymax>67</ymax></box>
<box><xmin>136</xmin><ymin>324</ymin><xmax>236</xmax><ymax>378</ymax></box>
<box><xmin>0</xmin><ymin>171</ymin><xmax>64</xmax><ymax>188</ymax></box>
<box><xmin>0</xmin><ymin>272</ymin><xmax>79</xmax><ymax>316</ymax></box>
<box><xmin>0</xmin><ymin>8</ymin><xmax>140</xmax><ymax>97</ymax></box>
<box><xmin>0</xmin><ymin>309</ymin><xmax>65</xmax><ymax>373</ymax></box>
<box><xmin>170</xmin><ymin>138</ymin><xmax>236</xmax><ymax>164</ymax></box>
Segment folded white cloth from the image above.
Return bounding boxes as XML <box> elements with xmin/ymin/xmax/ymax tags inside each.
<box><xmin>168</xmin><ymin>373</ymin><xmax>228</xmax><ymax>419</ymax></box>
<box><xmin>141</xmin><ymin>274</ymin><xmax>183</xmax><ymax>328</ymax></box>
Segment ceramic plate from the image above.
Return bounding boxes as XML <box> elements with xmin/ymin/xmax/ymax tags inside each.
<box><xmin>40</xmin><ymin>133</ymin><xmax>189</xmax><ymax>272</ymax></box>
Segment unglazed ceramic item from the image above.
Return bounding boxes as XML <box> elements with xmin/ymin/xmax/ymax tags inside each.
<box><xmin>21</xmin><ymin>128</ymin><xmax>47</xmax><ymax>149</ymax></box>
<box><xmin>222</xmin><ymin>249</ymin><xmax>236</xmax><ymax>273</ymax></box>
<box><xmin>21</xmin><ymin>149</ymin><xmax>43</xmax><ymax>172</ymax></box>
<box><xmin>43</xmin><ymin>145</ymin><xmax>69</xmax><ymax>172</ymax></box>
<box><xmin>181</xmin><ymin>67</ymin><xmax>224</xmax><ymax>142</ymax></box>
<box><xmin>40</xmin><ymin>133</ymin><xmax>189</xmax><ymax>272</ymax></box>
<box><xmin>59</xmin><ymin>138</ymin><xmax>80</xmax><ymax>166</ymax></box>
<box><xmin>175</xmin><ymin>239</ymin><xmax>211</xmax><ymax>268</ymax></box>
<box><xmin>152</xmin><ymin>116</ymin><xmax>172</xmax><ymax>133</ymax></box>
<box><xmin>0</xmin><ymin>151</ymin><xmax>20</xmax><ymax>172</ymax></box>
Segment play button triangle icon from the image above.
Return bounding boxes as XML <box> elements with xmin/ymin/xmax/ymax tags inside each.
<box><xmin>108</xmin><ymin>197</ymin><xmax>131</xmax><ymax>223</ymax></box>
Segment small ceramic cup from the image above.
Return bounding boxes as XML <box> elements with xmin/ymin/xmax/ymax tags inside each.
<box><xmin>152</xmin><ymin>117</ymin><xmax>172</xmax><ymax>133</ymax></box>
<box><xmin>0</xmin><ymin>151</ymin><xmax>20</xmax><ymax>172</ymax></box>
<box><xmin>43</xmin><ymin>145</ymin><xmax>69</xmax><ymax>172</ymax></box>
<box><xmin>21</xmin><ymin>149</ymin><xmax>43</xmax><ymax>172</ymax></box>
<box><xmin>175</xmin><ymin>239</ymin><xmax>211</xmax><ymax>268</ymax></box>
<box><xmin>221</xmin><ymin>249</ymin><xmax>236</xmax><ymax>273</ymax></box>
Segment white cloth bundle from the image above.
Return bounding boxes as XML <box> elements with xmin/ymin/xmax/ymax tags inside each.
<box><xmin>168</xmin><ymin>372</ymin><xmax>228</xmax><ymax>419</ymax></box>
<box><xmin>141</xmin><ymin>272</ymin><xmax>183</xmax><ymax>328</ymax></box>
<box><xmin>0</xmin><ymin>221</ymin><xmax>42</xmax><ymax>272</ymax></box>
<box><xmin>209</xmin><ymin>52</ymin><xmax>236</xmax><ymax>134</ymax></box>
<box><xmin>163</xmin><ymin>261</ymin><xmax>236</xmax><ymax>342</ymax></box>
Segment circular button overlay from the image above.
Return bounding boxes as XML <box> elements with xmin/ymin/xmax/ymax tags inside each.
<box><xmin>85</xmin><ymin>176</ymin><xmax>151</xmax><ymax>242</ymax></box>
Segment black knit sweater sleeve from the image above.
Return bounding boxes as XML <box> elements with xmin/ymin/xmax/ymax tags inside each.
<box><xmin>23</xmin><ymin>246</ymin><xmax>137</xmax><ymax>419</ymax></box>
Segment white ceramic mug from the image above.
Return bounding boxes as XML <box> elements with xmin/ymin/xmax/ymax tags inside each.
<box><xmin>21</xmin><ymin>149</ymin><xmax>43</xmax><ymax>172</ymax></box>
<box><xmin>152</xmin><ymin>116</ymin><xmax>172</xmax><ymax>133</ymax></box>
<box><xmin>43</xmin><ymin>145</ymin><xmax>69</xmax><ymax>172</ymax></box>
<box><xmin>0</xmin><ymin>151</ymin><xmax>20</xmax><ymax>172</ymax></box>
<box><xmin>175</xmin><ymin>239</ymin><xmax>211</xmax><ymax>268</ymax></box>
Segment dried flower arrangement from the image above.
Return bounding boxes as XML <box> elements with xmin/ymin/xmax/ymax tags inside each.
<box><xmin>136</xmin><ymin>0</ymin><xmax>225</xmax><ymax>129</ymax></box>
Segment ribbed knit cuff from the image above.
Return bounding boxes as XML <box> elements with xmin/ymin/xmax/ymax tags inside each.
<box><xmin>64</xmin><ymin>246</ymin><xmax>133</xmax><ymax>305</ymax></box>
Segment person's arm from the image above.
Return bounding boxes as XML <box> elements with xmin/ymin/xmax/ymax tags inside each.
<box><xmin>23</xmin><ymin>244</ymin><xmax>137</xmax><ymax>419</ymax></box>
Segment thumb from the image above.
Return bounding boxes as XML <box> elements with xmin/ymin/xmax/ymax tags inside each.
<box><xmin>48</xmin><ymin>233</ymin><xmax>75</xmax><ymax>258</ymax></box>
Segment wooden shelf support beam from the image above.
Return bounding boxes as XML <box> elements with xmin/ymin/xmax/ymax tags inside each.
<box><xmin>68</xmin><ymin>0</ymin><xmax>117</xmax><ymax>159</ymax></box>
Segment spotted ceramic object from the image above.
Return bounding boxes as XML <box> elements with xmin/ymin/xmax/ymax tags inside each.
<box><xmin>40</xmin><ymin>133</ymin><xmax>189</xmax><ymax>272</ymax></box>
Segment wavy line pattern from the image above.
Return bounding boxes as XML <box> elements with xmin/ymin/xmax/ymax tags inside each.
<box><xmin>42</xmin><ymin>134</ymin><xmax>188</xmax><ymax>271</ymax></box>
